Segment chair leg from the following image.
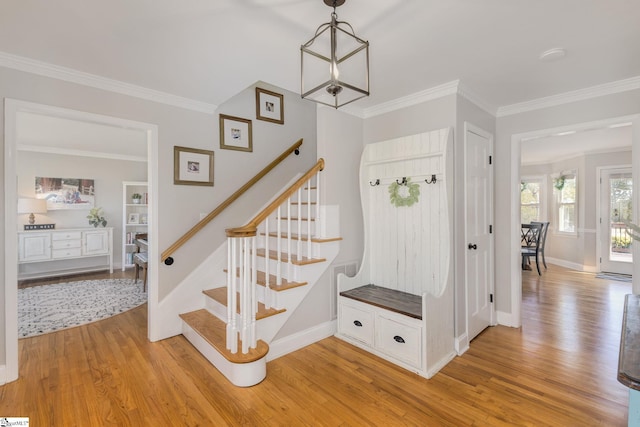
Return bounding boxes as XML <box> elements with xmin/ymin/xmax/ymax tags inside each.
<box><xmin>542</xmin><ymin>251</ymin><xmax>548</xmax><ymax>269</ymax></box>
<box><xmin>535</xmin><ymin>253</ymin><xmax>542</xmax><ymax>275</ymax></box>
<box><xmin>134</xmin><ymin>263</ymin><xmax>140</xmax><ymax>283</ymax></box>
<box><xmin>142</xmin><ymin>266</ymin><xmax>148</xmax><ymax>292</ymax></box>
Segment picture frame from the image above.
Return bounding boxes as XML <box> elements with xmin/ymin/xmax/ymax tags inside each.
<box><xmin>220</xmin><ymin>114</ymin><xmax>253</xmax><ymax>152</ymax></box>
<box><xmin>173</xmin><ymin>146</ymin><xmax>214</xmax><ymax>186</ymax></box>
<box><xmin>255</xmin><ymin>88</ymin><xmax>284</xmax><ymax>125</ymax></box>
<box><xmin>128</xmin><ymin>213</ymin><xmax>139</xmax><ymax>224</ymax></box>
<box><xmin>35</xmin><ymin>177</ymin><xmax>96</xmax><ymax>210</ymax></box>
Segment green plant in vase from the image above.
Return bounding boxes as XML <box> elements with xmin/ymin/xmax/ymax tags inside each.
<box><xmin>87</xmin><ymin>207</ymin><xmax>107</xmax><ymax>227</ymax></box>
<box><xmin>132</xmin><ymin>193</ymin><xmax>143</xmax><ymax>204</ymax></box>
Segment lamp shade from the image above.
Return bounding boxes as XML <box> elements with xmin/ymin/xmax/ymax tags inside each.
<box><xmin>18</xmin><ymin>198</ymin><xmax>47</xmax><ymax>214</ymax></box>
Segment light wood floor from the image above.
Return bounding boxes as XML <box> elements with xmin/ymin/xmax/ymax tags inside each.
<box><xmin>0</xmin><ymin>265</ymin><xmax>631</xmax><ymax>426</ymax></box>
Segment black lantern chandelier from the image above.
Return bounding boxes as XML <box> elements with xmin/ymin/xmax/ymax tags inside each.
<box><xmin>300</xmin><ymin>0</ymin><xmax>370</xmax><ymax>109</ymax></box>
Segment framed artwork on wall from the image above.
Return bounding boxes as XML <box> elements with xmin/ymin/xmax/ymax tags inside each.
<box><xmin>35</xmin><ymin>177</ymin><xmax>96</xmax><ymax>210</ymax></box>
<box><xmin>220</xmin><ymin>114</ymin><xmax>253</xmax><ymax>152</ymax></box>
<box><xmin>255</xmin><ymin>87</ymin><xmax>284</xmax><ymax>125</ymax></box>
<box><xmin>173</xmin><ymin>146</ymin><xmax>214</xmax><ymax>186</ymax></box>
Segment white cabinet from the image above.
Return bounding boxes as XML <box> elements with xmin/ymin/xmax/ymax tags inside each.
<box><xmin>122</xmin><ymin>181</ymin><xmax>148</xmax><ymax>270</ymax></box>
<box><xmin>18</xmin><ymin>232</ymin><xmax>52</xmax><ymax>262</ymax></box>
<box><xmin>83</xmin><ymin>229</ymin><xmax>110</xmax><ymax>256</ymax></box>
<box><xmin>18</xmin><ymin>228</ymin><xmax>113</xmax><ymax>279</ymax></box>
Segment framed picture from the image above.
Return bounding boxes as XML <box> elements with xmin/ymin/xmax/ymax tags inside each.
<box><xmin>173</xmin><ymin>146</ymin><xmax>214</xmax><ymax>186</ymax></box>
<box><xmin>35</xmin><ymin>177</ymin><xmax>95</xmax><ymax>210</ymax></box>
<box><xmin>255</xmin><ymin>88</ymin><xmax>284</xmax><ymax>125</ymax></box>
<box><xmin>128</xmin><ymin>213</ymin><xmax>139</xmax><ymax>224</ymax></box>
<box><xmin>220</xmin><ymin>114</ymin><xmax>253</xmax><ymax>152</ymax></box>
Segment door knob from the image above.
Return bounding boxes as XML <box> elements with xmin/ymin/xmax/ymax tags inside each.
<box><xmin>468</xmin><ymin>243</ymin><xmax>477</xmax><ymax>250</ymax></box>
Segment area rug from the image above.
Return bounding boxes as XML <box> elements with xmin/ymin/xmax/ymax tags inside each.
<box><xmin>19</xmin><ymin>278</ymin><xmax>147</xmax><ymax>338</ymax></box>
<box><xmin>595</xmin><ymin>272</ymin><xmax>633</xmax><ymax>283</ymax></box>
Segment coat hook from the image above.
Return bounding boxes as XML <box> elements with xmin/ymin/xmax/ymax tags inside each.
<box><xmin>396</xmin><ymin>177</ymin><xmax>408</xmax><ymax>186</ymax></box>
<box><xmin>425</xmin><ymin>174</ymin><xmax>437</xmax><ymax>184</ymax></box>
<box><xmin>369</xmin><ymin>179</ymin><xmax>380</xmax><ymax>186</ymax></box>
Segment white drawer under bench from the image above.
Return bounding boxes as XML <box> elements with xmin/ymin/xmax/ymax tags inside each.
<box><xmin>337</xmin><ymin>285</ymin><xmax>424</xmax><ymax>373</ymax></box>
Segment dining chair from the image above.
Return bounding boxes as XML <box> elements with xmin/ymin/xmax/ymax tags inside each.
<box><xmin>537</xmin><ymin>221</ymin><xmax>550</xmax><ymax>269</ymax></box>
<box><xmin>521</xmin><ymin>222</ymin><xmax>543</xmax><ymax>275</ymax></box>
<box><xmin>133</xmin><ymin>233</ymin><xmax>148</xmax><ymax>291</ymax></box>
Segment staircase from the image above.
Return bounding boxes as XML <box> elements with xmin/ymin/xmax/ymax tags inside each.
<box><xmin>178</xmin><ymin>159</ymin><xmax>341</xmax><ymax>386</ymax></box>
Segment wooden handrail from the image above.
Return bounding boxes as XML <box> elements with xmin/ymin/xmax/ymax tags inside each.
<box><xmin>226</xmin><ymin>158</ymin><xmax>324</xmax><ymax>238</ymax></box>
<box><xmin>161</xmin><ymin>139</ymin><xmax>303</xmax><ymax>263</ymax></box>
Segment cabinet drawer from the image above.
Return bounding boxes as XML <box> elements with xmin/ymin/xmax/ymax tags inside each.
<box><xmin>376</xmin><ymin>315</ymin><xmax>422</xmax><ymax>368</ymax></box>
<box><xmin>52</xmin><ymin>239</ymin><xmax>81</xmax><ymax>250</ymax></box>
<box><xmin>339</xmin><ymin>303</ymin><xmax>374</xmax><ymax>345</ymax></box>
<box><xmin>52</xmin><ymin>231</ymin><xmax>82</xmax><ymax>241</ymax></box>
<box><xmin>52</xmin><ymin>248</ymin><xmax>82</xmax><ymax>259</ymax></box>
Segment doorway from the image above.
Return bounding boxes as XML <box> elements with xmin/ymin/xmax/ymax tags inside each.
<box><xmin>599</xmin><ymin>167</ymin><xmax>633</xmax><ymax>274</ymax></box>
<box><xmin>4</xmin><ymin>99</ymin><xmax>159</xmax><ymax>383</ymax></box>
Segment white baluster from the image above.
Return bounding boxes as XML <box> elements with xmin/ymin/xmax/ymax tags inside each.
<box><xmin>227</xmin><ymin>238</ymin><xmax>238</xmax><ymax>354</ymax></box>
<box><xmin>264</xmin><ymin>217</ymin><xmax>271</xmax><ymax>309</ymax></box>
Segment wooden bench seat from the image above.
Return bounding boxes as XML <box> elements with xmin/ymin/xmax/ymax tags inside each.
<box><xmin>340</xmin><ymin>284</ymin><xmax>422</xmax><ymax>320</ymax></box>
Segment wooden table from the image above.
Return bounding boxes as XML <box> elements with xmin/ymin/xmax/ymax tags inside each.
<box><xmin>619</xmin><ymin>294</ymin><xmax>640</xmax><ymax>426</ymax></box>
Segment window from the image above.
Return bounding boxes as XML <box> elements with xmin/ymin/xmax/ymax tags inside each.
<box><xmin>555</xmin><ymin>172</ymin><xmax>577</xmax><ymax>234</ymax></box>
<box><xmin>520</xmin><ymin>177</ymin><xmax>543</xmax><ymax>224</ymax></box>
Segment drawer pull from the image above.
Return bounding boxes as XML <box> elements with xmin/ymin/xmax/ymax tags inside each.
<box><xmin>393</xmin><ymin>335</ymin><xmax>405</xmax><ymax>344</ymax></box>
<box><xmin>353</xmin><ymin>320</ymin><xmax>363</xmax><ymax>327</ymax></box>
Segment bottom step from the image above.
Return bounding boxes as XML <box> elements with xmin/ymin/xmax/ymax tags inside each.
<box><xmin>180</xmin><ymin>309</ymin><xmax>269</xmax><ymax>387</ymax></box>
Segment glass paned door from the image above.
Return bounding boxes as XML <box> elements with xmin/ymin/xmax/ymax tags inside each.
<box><xmin>600</xmin><ymin>168</ymin><xmax>633</xmax><ymax>274</ymax></box>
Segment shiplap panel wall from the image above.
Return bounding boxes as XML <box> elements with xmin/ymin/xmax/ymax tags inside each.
<box><xmin>361</xmin><ymin>128</ymin><xmax>450</xmax><ymax>297</ymax></box>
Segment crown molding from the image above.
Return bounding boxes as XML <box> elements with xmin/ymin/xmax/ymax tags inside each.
<box><xmin>18</xmin><ymin>144</ymin><xmax>148</xmax><ymax>163</ymax></box>
<box><xmin>362</xmin><ymin>80</ymin><xmax>461</xmax><ymax>119</ymax></box>
<box><xmin>457</xmin><ymin>82</ymin><xmax>498</xmax><ymax>116</ymax></box>
<box><xmin>0</xmin><ymin>51</ymin><xmax>218</xmax><ymax>115</ymax></box>
<box><xmin>497</xmin><ymin>76</ymin><xmax>640</xmax><ymax>117</ymax></box>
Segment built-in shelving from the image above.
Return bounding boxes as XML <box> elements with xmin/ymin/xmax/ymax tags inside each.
<box><xmin>122</xmin><ymin>181</ymin><xmax>148</xmax><ymax>270</ymax></box>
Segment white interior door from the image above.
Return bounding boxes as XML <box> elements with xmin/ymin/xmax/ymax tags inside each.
<box><xmin>465</xmin><ymin>124</ymin><xmax>494</xmax><ymax>341</ymax></box>
<box><xmin>599</xmin><ymin>167</ymin><xmax>633</xmax><ymax>275</ymax></box>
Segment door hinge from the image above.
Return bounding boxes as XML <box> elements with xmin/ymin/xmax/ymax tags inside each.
<box><xmin>490</xmin><ymin>293</ymin><xmax>494</xmax><ymax>303</ymax></box>
<box><xmin>489</xmin><ymin>224</ymin><xmax>493</xmax><ymax>234</ymax></box>
<box><xmin>489</xmin><ymin>155</ymin><xmax>492</xmax><ymax>165</ymax></box>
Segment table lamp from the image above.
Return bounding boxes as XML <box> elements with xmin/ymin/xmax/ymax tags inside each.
<box><xmin>18</xmin><ymin>198</ymin><xmax>47</xmax><ymax>225</ymax></box>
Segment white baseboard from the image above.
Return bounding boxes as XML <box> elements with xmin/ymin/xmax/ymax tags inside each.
<box><xmin>0</xmin><ymin>364</ymin><xmax>6</xmax><ymax>385</ymax></box>
<box><xmin>497</xmin><ymin>310</ymin><xmax>520</xmax><ymax>328</ymax></box>
<box><xmin>455</xmin><ymin>333</ymin><xmax>469</xmax><ymax>355</ymax></box>
<box><xmin>267</xmin><ymin>320</ymin><xmax>337</xmax><ymax>361</ymax></box>
<box><xmin>545</xmin><ymin>257</ymin><xmax>597</xmax><ymax>273</ymax></box>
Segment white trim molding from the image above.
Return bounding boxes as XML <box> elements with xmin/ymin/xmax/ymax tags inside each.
<box><xmin>0</xmin><ymin>51</ymin><xmax>217</xmax><ymax>114</ymax></box>
<box><xmin>266</xmin><ymin>320</ymin><xmax>337</xmax><ymax>361</ymax></box>
<box><xmin>497</xmin><ymin>76</ymin><xmax>640</xmax><ymax>117</ymax></box>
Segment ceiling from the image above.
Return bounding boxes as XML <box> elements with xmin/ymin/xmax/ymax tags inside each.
<box><xmin>1</xmin><ymin>0</ymin><xmax>639</xmax><ymax>113</ymax></box>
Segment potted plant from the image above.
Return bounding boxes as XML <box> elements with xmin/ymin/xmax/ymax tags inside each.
<box><xmin>132</xmin><ymin>193</ymin><xmax>143</xmax><ymax>204</ymax></box>
<box><xmin>87</xmin><ymin>207</ymin><xmax>107</xmax><ymax>227</ymax></box>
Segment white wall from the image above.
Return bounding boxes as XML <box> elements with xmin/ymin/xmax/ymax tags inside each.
<box><xmin>16</xmin><ymin>150</ymin><xmax>147</xmax><ymax>274</ymax></box>
<box><xmin>275</xmin><ymin>107</ymin><xmax>364</xmax><ymax>337</ymax></box>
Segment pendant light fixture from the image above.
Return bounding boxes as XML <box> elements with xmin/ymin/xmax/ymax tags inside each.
<box><xmin>301</xmin><ymin>0</ymin><xmax>370</xmax><ymax>109</ymax></box>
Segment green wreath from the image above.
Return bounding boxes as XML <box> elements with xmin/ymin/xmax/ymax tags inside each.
<box><xmin>388</xmin><ymin>178</ymin><xmax>420</xmax><ymax>207</ymax></box>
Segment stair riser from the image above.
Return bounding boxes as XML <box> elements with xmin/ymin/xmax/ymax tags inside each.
<box><xmin>181</xmin><ymin>322</ymin><xmax>266</xmax><ymax>387</ymax></box>
<box><xmin>258</xmin><ymin>237</ymin><xmax>321</xmax><ymax>258</ymax></box>
<box><xmin>269</xmin><ymin>205</ymin><xmax>317</xmax><ymax>217</ymax></box>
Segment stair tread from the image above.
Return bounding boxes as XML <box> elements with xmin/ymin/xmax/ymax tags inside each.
<box><xmin>276</xmin><ymin>217</ymin><xmax>315</xmax><ymax>221</ymax></box>
<box><xmin>256</xmin><ymin>248</ymin><xmax>326</xmax><ymax>266</ymax></box>
<box><xmin>262</xmin><ymin>232</ymin><xmax>342</xmax><ymax>243</ymax></box>
<box><xmin>179</xmin><ymin>309</ymin><xmax>269</xmax><ymax>364</ymax></box>
<box><xmin>203</xmin><ymin>288</ymin><xmax>286</xmax><ymax>320</ymax></box>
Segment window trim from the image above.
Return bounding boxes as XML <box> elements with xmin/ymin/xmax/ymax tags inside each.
<box><xmin>554</xmin><ymin>171</ymin><xmax>578</xmax><ymax>237</ymax></box>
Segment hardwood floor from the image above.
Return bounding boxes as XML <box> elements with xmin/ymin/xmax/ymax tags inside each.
<box><xmin>1</xmin><ymin>265</ymin><xmax>631</xmax><ymax>425</ymax></box>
